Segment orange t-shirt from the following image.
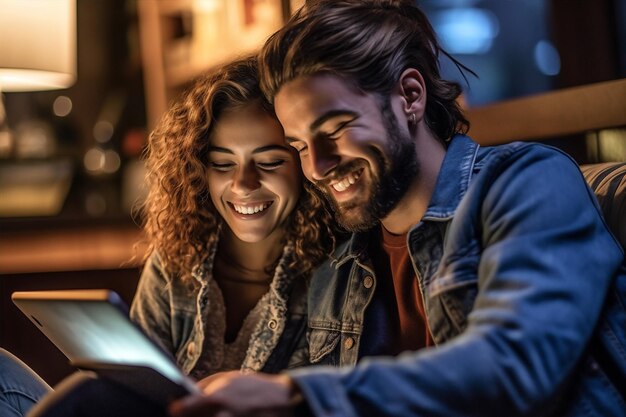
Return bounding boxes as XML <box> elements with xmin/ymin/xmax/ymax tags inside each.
<box><xmin>373</xmin><ymin>226</ymin><xmax>434</xmax><ymax>354</ymax></box>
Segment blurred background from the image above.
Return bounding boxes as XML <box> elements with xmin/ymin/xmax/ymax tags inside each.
<box><xmin>0</xmin><ymin>0</ymin><xmax>625</xmax><ymax>385</ymax></box>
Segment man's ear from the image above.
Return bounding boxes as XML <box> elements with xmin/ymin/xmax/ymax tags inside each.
<box><xmin>398</xmin><ymin>68</ymin><xmax>426</xmax><ymax>121</ymax></box>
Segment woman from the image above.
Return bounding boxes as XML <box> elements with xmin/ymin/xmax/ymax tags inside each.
<box><xmin>1</xmin><ymin>56</ymin><xmax>335</xmax><ymax>417</ymax></box>
<box><xmin>131</xmin><ymin>55</ymin><xmax>334</xmax><ymax>379</ymax></box>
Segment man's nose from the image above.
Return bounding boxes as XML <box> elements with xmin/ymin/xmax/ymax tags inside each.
<box><xmin>308</xmin><ymin>141</ymin><xmax>340</xmax><ymax>181</ymax></box>
<box><xmin>231</xmin><ymin>163</ymin><xmax>261</xmax><ymax>194</ymax></box>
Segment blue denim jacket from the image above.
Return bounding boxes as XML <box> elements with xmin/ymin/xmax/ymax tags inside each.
<box><xmin>290</xmin><ymin>135</ymin><xmax>626</xmax><ymax>417</ymax></box>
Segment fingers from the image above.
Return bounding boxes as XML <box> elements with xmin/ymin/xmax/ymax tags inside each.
<box><xmin>169</xmin><ymin>373</ymin><xmax>296</xmax><ymax>417</ymax></box>
<box><xmin>169</xmin><ymin>394</ymin><xmax>223</xmax><ymax>417</ymax></box>
<box><xmin>197</xmin><ymin>370</ymin><xmax>242</xmax><ymax>393</ymax></box>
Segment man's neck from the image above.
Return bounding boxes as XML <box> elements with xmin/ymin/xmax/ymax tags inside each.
<box><xmin>381</xmin><ymin>129</ymin><xmax>446</xmax><ymax>235</ymax></box>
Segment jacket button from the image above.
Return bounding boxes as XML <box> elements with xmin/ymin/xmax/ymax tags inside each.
<box><xmin>187</xmin><ymin>342</ymin><xmax>195</xmax><ymax>357</ymax></box>
<box><xmin>268</xmin><ymin>319</ymin><xmax>278</xmax><ymax>330</ymax></box>
<box><xmin>344</xmin><ymin>337</ymin><xmax>355</xmax><ymax>350</ymax></box>
<box><xmin>363</xmin><ymin>275</ymin><xmax>374</xmax><ymax>289</ymax></box>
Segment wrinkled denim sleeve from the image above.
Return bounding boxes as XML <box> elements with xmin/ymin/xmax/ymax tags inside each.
<box><xmin>289</xmin><ymin>146</ymin><xmax>624</xmax><ymax>417</ymax></box>
<box><xmin>129</xmin><ymin>252</ymin><xmax>176</xmax><ymax>355</ymax></box>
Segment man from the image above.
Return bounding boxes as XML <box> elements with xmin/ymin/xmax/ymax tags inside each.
<box><xmin>171</xmin><ymin>1</ymin><xmax>626</xmax><ymax>416</ymax></box>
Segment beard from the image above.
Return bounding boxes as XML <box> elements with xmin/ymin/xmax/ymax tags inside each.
<box><xmin>314</xmin><ymin>99</ymin><xmax>420</xmax><ymax>232</ymax></box>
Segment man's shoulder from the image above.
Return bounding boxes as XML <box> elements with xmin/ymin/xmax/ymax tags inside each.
<box><xmin>477</xmin><ymin>140</ymin><xmax>569</xmax><ymax>163</ymax></box>
<box><xmin>473</xmin><ymin>140</ymin><xmax>577</xmax><ymax>180</ymax></box>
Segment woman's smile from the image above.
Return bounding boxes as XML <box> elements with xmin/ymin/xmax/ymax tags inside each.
<box><xmin>228</xmin><ymin>201</ymin><xmax>274</xmax><ymax>219</ymax></box>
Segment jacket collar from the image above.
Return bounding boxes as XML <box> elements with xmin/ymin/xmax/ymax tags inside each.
<box><xmin>423</xmin><ymin>134</ymin><xmax>480</xmax><ymax>221</ymax></box>
<box><xmin>334</xmin><ymin>135</ymin><xmax>480</xmax><ymax>263</ymax></box>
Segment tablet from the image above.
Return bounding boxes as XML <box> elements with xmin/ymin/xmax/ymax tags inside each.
<box><xmin>12</xmin><ymin>289</ymin><xmax>200</xmax><ymax>406</ymax></box>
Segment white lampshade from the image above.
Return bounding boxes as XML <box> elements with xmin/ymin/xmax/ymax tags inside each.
<box><xmin>0</xmin><ymin>0</ymin><xmax>77</xmax><ymax>92</ymax></box>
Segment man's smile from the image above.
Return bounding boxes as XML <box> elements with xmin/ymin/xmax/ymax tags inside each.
<box><xmin>329</xmin><ymin>168</ymin><xmax>364</xmax><ymax>192</ymax></box>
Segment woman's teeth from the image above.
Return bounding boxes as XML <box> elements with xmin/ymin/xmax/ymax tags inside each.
<box><xmin>232</xmin><ymin>203</ymin><xmax>270</xmax><ymax>215</ymax></box>
<box><xmin>331</xmin><ymin>170</ymin><xmax>361</xmax><ymax>192</ymax></box>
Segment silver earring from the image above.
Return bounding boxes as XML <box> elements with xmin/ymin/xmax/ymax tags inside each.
<box><xmin>408</xmin><ymin>113</ymin><xmax>416</xmax><ymax>125</ymax></box>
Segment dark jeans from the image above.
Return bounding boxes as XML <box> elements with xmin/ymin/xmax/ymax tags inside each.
<box><xmin>0</xmin><ymin>348</ymin><xmax>51</xmax><ymax>417</ymax></box>
<box><xmin>0</xmin><ymin>348</ymin><xmax>168</xmax><ymax>417</ymax></box>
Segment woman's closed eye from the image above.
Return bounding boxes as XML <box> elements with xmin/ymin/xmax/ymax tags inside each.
<box><xmin>209</xmin><ymin>160</ymin><xmax>286</xmax><ymax>172</ymax></box>
<box><xmin>257</xmin><ymin>160</ymin><xmax>286</xmax><ymax>170</ymax></box>
<box><xmin>210</xmin><ymin>161</ymin><xmax>235</xmax><ymax>171</ymax></box>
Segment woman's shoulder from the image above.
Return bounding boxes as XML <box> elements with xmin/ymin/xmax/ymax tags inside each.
<box><xmin>140</xmin><ymin>250</ymin><xmax>202</xmax><ymax>293</ymax></box>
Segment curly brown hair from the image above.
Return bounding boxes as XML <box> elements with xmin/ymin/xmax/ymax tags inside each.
<box><xmin>141</xmin><ymin>56</ymin><xmax>336</xmax><ymax>281</ymax></box>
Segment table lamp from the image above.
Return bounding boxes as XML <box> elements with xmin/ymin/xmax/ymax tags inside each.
<box><xmin>0</xmin><ymin>0</ymin><xmax>77</xmax><ymax>217</ymax></box>
<box><xmin>0</xmin><ymin>0</ymin><xmax>76</xmax><ymax>92</ymax></box>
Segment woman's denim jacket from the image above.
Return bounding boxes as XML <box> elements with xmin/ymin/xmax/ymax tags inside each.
<box><xmin>290</xmin><ymin>135</ymin><xmax>626</xmax><ymax>417</ymax></box>
<box><xmin>130</xmin><ymin>243</ymin><xmax>309</xmax><ymax>381</ymax></box>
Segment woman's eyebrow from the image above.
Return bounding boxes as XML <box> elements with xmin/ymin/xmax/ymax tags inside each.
<box><xmin>252</xmin><ymin>145</ymin><xmax>290</xmax><ymax>154</ymax></box>
<box><xmin>208</xmin><ymin>145</ymin><xmax>290</xmax><ymax>154</ymax></box>
<box><xmin>208</xmin><ymin>146</ymin><xmax>233</xmax><ymax>154</ymax></box>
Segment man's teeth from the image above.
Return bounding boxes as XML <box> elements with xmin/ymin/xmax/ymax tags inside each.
<box><xmin>331</xmin><ymin>171</ymin><xmax>360</xmax><ymax>192</ymax></box>
<box><xmin>233</xmin><ymin>203</ymin><xmax>270</xmax><ymax>215</ymax></box>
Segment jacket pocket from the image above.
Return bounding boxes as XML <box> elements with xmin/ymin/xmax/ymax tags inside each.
<box><xmin>308</xmin><ymin>328</ymin><xmax>341</xmax><ymax>365</ymax></box>
<box><xmin>427</xmin><ymin>268</ymin><xmax>479</xmax><ymax>340</ymax></box>
<box><xmin>429</xmin><ymin>252</ymin><xmax>479</xmax><ymax>298</ymax></box>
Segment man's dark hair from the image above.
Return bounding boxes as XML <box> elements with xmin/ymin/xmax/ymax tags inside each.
<box><xmin>259</xmin><ymin>0</ymin><xmax>472</xmax><ymax>143</ymax></box>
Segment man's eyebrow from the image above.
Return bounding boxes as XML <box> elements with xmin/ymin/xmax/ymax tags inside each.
<box><xmin>285</xmin><ymin>110</ymin><xmax>359</xmax><ymax>143</ymax></box>
<box><xmin>310</xmin><ymin>110</ymin><xmax>359</xmax><ymax>132</ymax></box>
<box><xmin>208</xmin><ymin>145</ymin><xmax>290</xmax><ymax>154</ymax></box>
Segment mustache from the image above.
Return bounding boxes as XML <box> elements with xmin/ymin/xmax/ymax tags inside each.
<box><xmin>314</xmin><ymin>160</ymin><xmax>366</xmax><ymax>188</ymax></box>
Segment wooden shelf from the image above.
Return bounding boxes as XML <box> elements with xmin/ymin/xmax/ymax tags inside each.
<box><xmin>137</xmin><ymin>0</ymin><xmax>291</xmax><ymax>130</ymax></box>
<box><xmin>466</xmin><ymin>78</ymin><xmax>626</xmax><ymax>145</ymax></box>
<box><xmin>0</xmin><ymin>225</ymin><xmax>146</xmax><ymax>274</ymax></box>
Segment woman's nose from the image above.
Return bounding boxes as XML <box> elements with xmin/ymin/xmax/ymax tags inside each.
<box><xmin>231</xmin><ymin>163</ymin><xmax>261</xmax><ymax>194</ymax></box>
